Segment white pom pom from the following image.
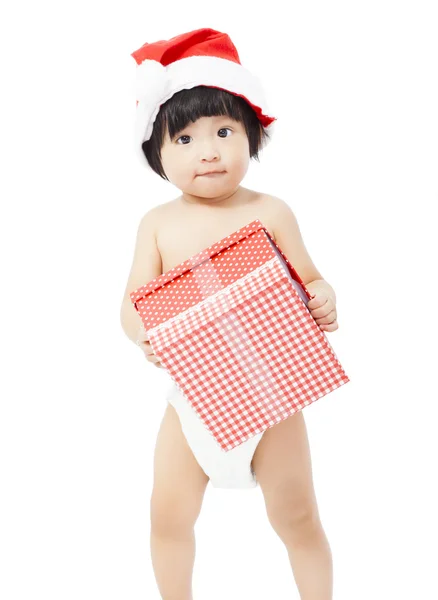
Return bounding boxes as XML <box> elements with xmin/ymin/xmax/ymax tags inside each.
<box><xmin>135</xmin><ymin>59</ymin><xmax>168</xmax><ymax>103</ymax></box>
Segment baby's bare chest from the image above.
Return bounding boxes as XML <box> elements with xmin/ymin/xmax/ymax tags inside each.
<box><xmin>156</xmin><ymin>200</ymin><xmax>277</xmax><ymax>274</ymax></box>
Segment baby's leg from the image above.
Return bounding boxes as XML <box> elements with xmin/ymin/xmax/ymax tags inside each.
<box><xmin>150</xmin><ymin>402</ymin><xmax>209</xmax><ymax>600</ymax></box>
<box><xmin>252</xmin><ymin>411</ymin><xmax>333</xmax><ymax>600</ymax></box>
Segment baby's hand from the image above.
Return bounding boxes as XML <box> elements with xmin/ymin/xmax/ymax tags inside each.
<box><xmin>136</xmin><ymin>324</ymin><xmax>164</xmax><ymax>368</ymax></box>
<box><xmin>307</xmin><ymin>291</ymin><xmax>339</xmax><ymax>332</ymax></box>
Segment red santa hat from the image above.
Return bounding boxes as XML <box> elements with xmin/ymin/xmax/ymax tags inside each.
<box><xmin>130</xmin><ymin>27</ymin><xmax>277</xmax><ymax>168</ymax></box>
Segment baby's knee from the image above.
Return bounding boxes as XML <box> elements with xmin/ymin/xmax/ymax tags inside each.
<box><xmin>150</xmin><ymin>489</ymin><xmax>199</xmax><ymax>538</ymax></box>
<box><xmin>265</xmin><ymin>484</ymin><xmax>320</xmax><ymax>539</ymax></box>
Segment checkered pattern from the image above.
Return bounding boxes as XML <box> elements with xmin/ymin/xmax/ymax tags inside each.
<box><xmin>131</xmin><ymin>219</ymin><xmax>350</xmax><ymax>451</ymax></box>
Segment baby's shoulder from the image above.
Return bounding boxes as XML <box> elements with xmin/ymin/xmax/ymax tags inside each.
<box><xmin>140</xmin><ymin>198</ymin><xmax>178</xmax><ymax>230</ymax></box>
<box><xmin>255</xmin><ymin>193</ymin><xmax>294</xmax><ymax>236</ymax></box>
<box><xmin>258</xmin><ymin>192</ymin><xmax>292</xmax><ymax>214</ymax></box>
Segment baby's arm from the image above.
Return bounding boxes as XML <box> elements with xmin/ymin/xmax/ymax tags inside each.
<box><xmin>270</xmin><ymin>197</ymin><xmax>336</xmax><ymax>303</ymax></box>
<box><xmin>120</xmin><ymin>207</ymin><xmax>162</xmax><ymax>344</ymax></box>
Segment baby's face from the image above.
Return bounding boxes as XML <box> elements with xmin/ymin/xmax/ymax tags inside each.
<box><xmin>160</xmin><ymin>115</ymin><xmax>250</xmax><ymax>197</ymax></box>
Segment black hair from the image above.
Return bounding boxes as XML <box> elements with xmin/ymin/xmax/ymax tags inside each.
<box><xmin>142</xmin><ymin>86</ymin><xmax>270</xmax><ymax>180</ymax></box>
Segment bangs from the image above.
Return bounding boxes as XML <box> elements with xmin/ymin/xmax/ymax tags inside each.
<box><xmin>161</xmin><ymin>86</ymin><xmax>249</xmax><ymax>141</ymax></box>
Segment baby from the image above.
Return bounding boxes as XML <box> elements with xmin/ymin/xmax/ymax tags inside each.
<box><xmin>120</xmin><ymin>28</ymin><xmax>338</xmax><ymax>600</ymax></box>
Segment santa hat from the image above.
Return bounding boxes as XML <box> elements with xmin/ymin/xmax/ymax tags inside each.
<box><xmin>130</xmin><ymin>27</ymin><xmax>277</xmax><ymax>168</ymax></box>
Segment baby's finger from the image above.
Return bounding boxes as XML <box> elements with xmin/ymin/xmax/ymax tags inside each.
<box><xmin>320</xmin><ymin>320</ymin><xmax>339</xmax><ymax>332</ymax></box>
<box><xmin>146</xmin><ymin>353</ymin><xmax>162</xmax><ymax>364</ymax></box>
<box><xmin>314</xmin><ymin>309</ymin><xmax>337</xmax><ymax>325</ymax></box>
<box><xmin>137</xmin><ymin>340</ymin><xmax>154</xmax><ymax>355</ymax></box>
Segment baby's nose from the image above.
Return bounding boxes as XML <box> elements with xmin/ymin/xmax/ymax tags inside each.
<box><xmin>199</xmin><ymin>143</ymin><xmax>220</xmax><ymax>161</ymax></box>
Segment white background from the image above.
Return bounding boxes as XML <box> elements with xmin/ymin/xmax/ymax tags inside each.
<box><xmin>1</xmin><ymin>1</ymin><xmax>437</xmax><ymax>598</ymax></box>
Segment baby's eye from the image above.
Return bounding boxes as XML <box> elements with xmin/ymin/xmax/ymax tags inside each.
<box><xmin>176</xmin><ymin>135</ymin><xmax>192</xmax><ymax>145</ymax></box>
<box><xmin>218</xmin><ymin>127</ymin><xmax>232</xmax><ymax>138</ymax></box>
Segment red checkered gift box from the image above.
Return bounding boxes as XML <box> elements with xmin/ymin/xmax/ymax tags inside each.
<box><xmin>130</xmin><ymin>219</ymin><xmax>350</xmax><ymax>451</ymax></box>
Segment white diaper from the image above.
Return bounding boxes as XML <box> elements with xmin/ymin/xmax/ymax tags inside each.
<box><xmin>165</xmin><ymin>381</ymin><xmax>264</xmax><ymax>489</ymax></box>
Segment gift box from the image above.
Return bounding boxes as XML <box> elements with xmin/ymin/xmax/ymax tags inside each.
<box><xmin>130</xmin><ymin>219</ymin><xmax>349</xmax><ymax>451</ymax></box>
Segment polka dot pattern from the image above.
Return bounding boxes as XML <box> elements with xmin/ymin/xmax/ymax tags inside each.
<box><xmin>130</xmin><ymin>219</ymin><xmax>313</xmax><ymax>330</ymax></box>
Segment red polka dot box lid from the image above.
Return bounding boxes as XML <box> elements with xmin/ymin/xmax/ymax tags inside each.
<box><xmin>130</xmin><ymin>218</ymin><xmax>314</xmax><ymax>331</ymax></box>
<box><xmin>129</xmin><ymin>218</ymin><xmax>350</xmax><ymax>452</ymax></box>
